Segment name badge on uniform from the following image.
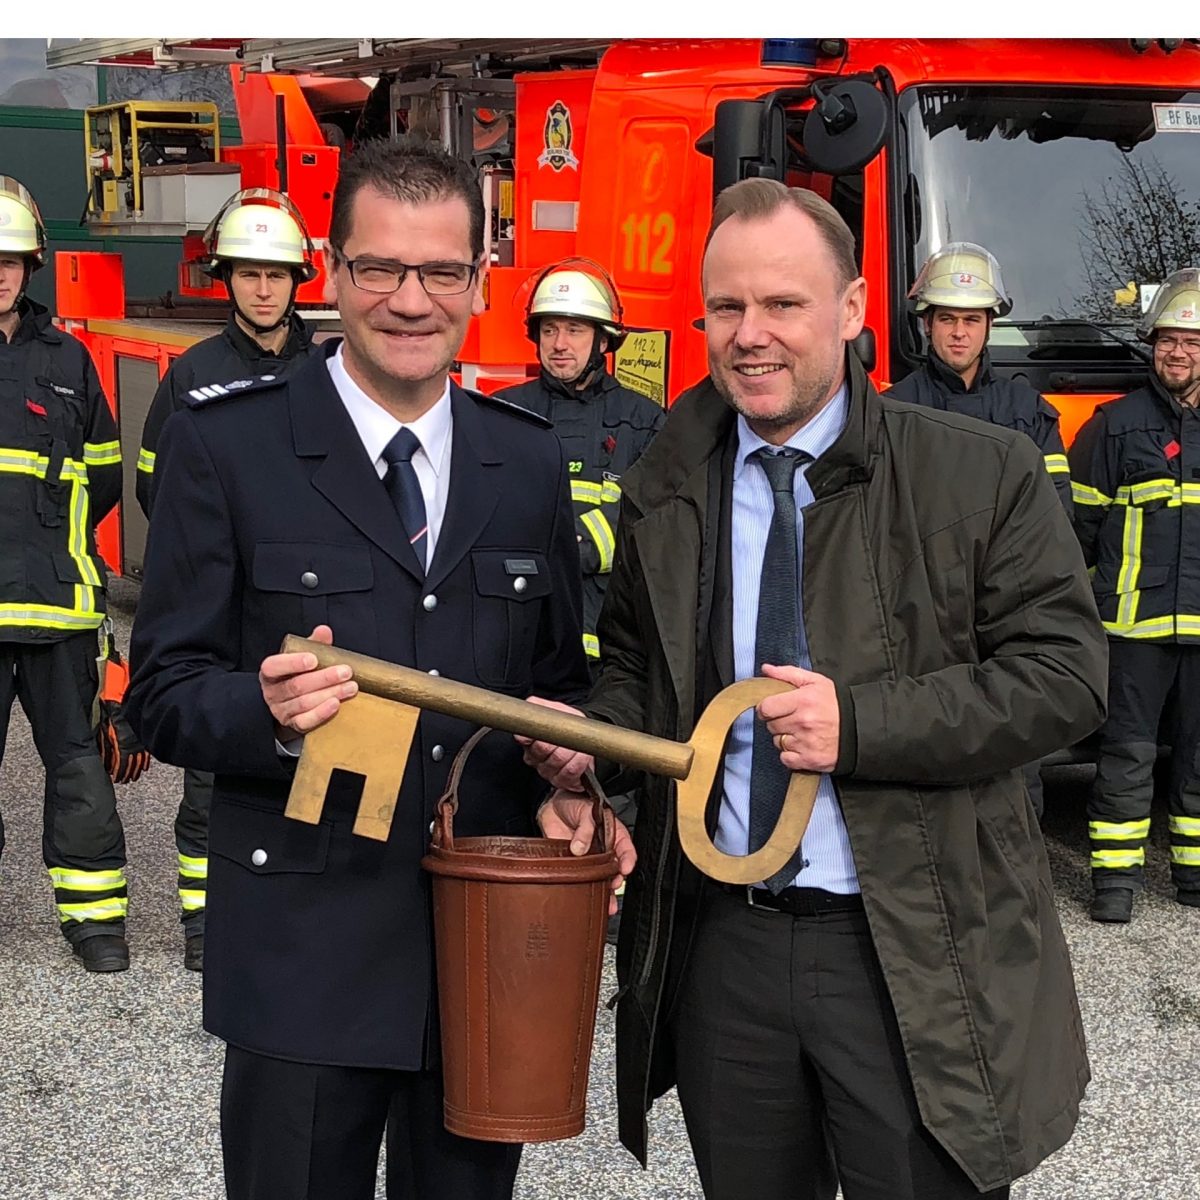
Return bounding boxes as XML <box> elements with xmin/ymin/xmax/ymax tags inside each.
<box><xmin>504</xmin><ymin>558</ymin><xmax>538</xmax><ymax>576</ymax></box>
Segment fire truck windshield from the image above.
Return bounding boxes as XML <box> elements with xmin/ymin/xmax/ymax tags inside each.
<box><xmin>898</xmin><ymin>85</ymin><xmax>1200</xmax><ymax>374</ymax></box>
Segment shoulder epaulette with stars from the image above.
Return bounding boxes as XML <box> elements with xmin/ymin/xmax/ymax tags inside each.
<box><xmin>181</xmin><ymin>374</ymin><xmax>286</xmax><ymax>409</ymax></box>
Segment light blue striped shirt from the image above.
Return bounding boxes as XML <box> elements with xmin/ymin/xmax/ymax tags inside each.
<box><xmin>714</xmin><ymin>383</ymin><xmax>860</xmax><ymax>893</ymax></box>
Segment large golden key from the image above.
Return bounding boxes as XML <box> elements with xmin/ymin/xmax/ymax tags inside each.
<box><xmin>281</xmin><ymin>635</ymin><xmax>819</xmax><ymax>885</ymax></box>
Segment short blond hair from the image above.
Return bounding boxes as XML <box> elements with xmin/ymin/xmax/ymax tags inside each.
<box><xmin>706</xmin><ymin>178</ymin><xmax>858</xmax><ymax>288</ymax></box>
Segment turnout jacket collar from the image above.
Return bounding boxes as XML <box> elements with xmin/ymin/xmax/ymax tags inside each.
<box><xmin>536</xmin><ymin>363</ymin><xmax>621</xmax><ymax>403</ymax></box>
<box><xmin>0</xmin><ymin>298</ymin><xmax>61</xmax><ymax>347</ymax></box>
<box><xmin>923</xmin><ymin>345</ymin><xmax>996</xmax><ymax>396</ymax></box>
<box><xmin>221</xmin><ymin>310</ymin><xmax>312</xmax><ymax>366</ymax></box>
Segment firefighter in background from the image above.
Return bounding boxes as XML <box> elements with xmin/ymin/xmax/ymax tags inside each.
<box><xmin>887</xmin><ymin>242</ymin><xmax>1074</xmax><ymax>820</ymax></box>
<box><xmin>497</xmin><ymin>264</ymin><xmax>665</xmax><ymax>672</ymax></box>
<box><xmin>498</xmin><ymin>264</ymin><xmax>663</xmax><ymax>940</ymax></box>
<box><xmin>136</xmin><ymin>188</ymin><xmax>320</xmax><ymax>971</ymax></box>
<box><xmin>0</xmin><ymin>177</ymin><xmax>127</xmax><ymax>971</ymax></box>
<box><xmin>1070</xmin><ymin>267</ymin><xmax>1200</xmax><ymax>924</ymax></box>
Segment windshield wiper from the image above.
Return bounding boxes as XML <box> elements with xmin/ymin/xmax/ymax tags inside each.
<box><xmin>1013</xmin><ymin>317</ymin><xmax>1152</xmax><ymax>363</ymax></box>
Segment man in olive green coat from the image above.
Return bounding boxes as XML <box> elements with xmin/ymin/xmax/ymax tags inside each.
<box><xmin>531</xmin><ymin>179</ymin><xmax>1107</xmax><ymax>1198</ymax></box>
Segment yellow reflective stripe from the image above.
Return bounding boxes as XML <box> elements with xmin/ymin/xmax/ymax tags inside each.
<box><xmin>58</xmin><ymin>896</ymin><xmax>129</xmax><ymax>922</ymax></box>
<box><xmin>1091</xmin><ymin>848</ymin><xmax>1145</xmax><ymax>869</ymax></box>
<box><xmin>178</xmin><ymin>855</ymin><xmax>208</xmax><ymax>879</ymax></box>
<box><xmin>582</xmin><ymin>632</ymin><xmax>600</xmax><ymax>658</ymax></box>
<box><xmin>600</xmin><ymin>479</ymin><xmax>622</xmax><ymax>503</ymax></box>
<box><xmin>1103</xmin><ymin>615</ymin><xmax>1176</xmax><ymax>639</ymax></box>
<box><xmin>69</xmin><ymin>474</ymin><xmax>102</xmax><ymax>592</ymax></box>
<box><xmin>570</xmin><ymin>480</ymin><xmax>604</xmax><ymax>505</ymax></box>
<box><xmin>49</xmin><ymin>867</ymin><xmax>127</xmax><ymax>891</ymax></box>
<box><xmin>137</xmin><ymin>447</ymin><xmax>156</xmax><ymax>475</ymax></box>
<box><xmin>1170</xmin><ymin>846</ymin><xmax>1200</xmax><ymax>866</ymax></box>
<box><xmin>1043</xmin><ymin>453</ymin><xmax>1070</xmax><ymax>477</ymax></box>
<box><xmin>1114</xmin><ymin>506</ymin><xmax>1144</xmax><ymax>630</ymax></box>
<box><xmin>1183</xmin><ymin>482</ymin><xmax>1200</xmax><ymax>505</ymax></box>
<box><xmin>1071</xmin><ymin>481</ymin><xmax>1112</xmax><ymax>506</ymax></box>
<box><xmin>0</xmin><ymin>449</ymin><xmax>89</xmax><ymax>482</ymax></box>
<box><xmin>1117</xmin><ymin>479</ymin><xmax>1178</xmax><ymax>506</ymax></box>
<box><xmin>1089</xmin><ymin>819</ymin><xmax>1150</xmax><ymax>841</ymax></box>
<box><xmin>1177</xmin><ymin>615</ymin><xmax>1200</xmax><ymax>637</ymax></box>
<box><xmin>1169</xmin><ymin>815</ymin><xmax>1200</xmax><ymax>838</ymax></box>
<box><xmin>579</xmin><ymin>508</ymin><xmax>615</xmax><ymax>572</ymax></box>
<box><xmin>179</xmin><ymin>889</ymin><xmax>207</xmax><ymax>911</ymax></box>
<box><xmin>0</xmin><ymin>604</ymin><xmax>104</xmax><ymax>631</ymax></box>
<box><xmin>83</xmin><ymin>440</ymin><xmax>121</xmax><ymax>466</ymax></box>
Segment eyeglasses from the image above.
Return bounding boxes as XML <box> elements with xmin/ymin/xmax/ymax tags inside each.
<box><xmin>1155</xmin><ymin>335</ymin><xmax>1200</xmax><ymax>358</ymax></box>
<box><xmin>335</xmin><ymin>252</ymin><xmax>478</xmax><ymax>296</ymax></box>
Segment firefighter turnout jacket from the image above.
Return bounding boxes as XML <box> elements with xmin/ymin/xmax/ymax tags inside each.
<box><xmin>887</xmin><ymin>350</ymin><xmax>1073</xmax><ymax>518</ymax></box>
<box><xmin>1069</xmin><ymin>374</ymin><xmax>1200</xmax><ymax>642</ymax></box>
<box><xmin>136</xmin><ymin>312</ymin><xmax>316</xmax><ymax>517</ymax></box>
<box><xmin>497</xmin><ymin>367</ymin><xmax>664</xmax><ymax>660</ymax></box>
<box><xmin>0</xmin><ymin>300</ymin><xmax>120</xmax><ymax>640</ymax></box>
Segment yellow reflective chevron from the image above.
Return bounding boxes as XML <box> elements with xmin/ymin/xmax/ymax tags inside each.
<box><xmin>582</xmin><ymin>632</ymin><xmax>600</xmax><ymax>659</ymax></box>
<box><xmin>1072</xmin><ymin>481</ymin><xmax>1112</xmax><ymax>507</ymax></box>
<box><xmin>1089</xmin><ymin>819</ymin><xmax>1150</xmax><ymax>841</ymax></box>
<box><xmin>1170</xmin><ymin>846</ymin><xmax>1200</xmax><ymax>866</ymax></box>
<box><xmin>1169</xmin><ymin>815</ymin><xmax>1200</xmax><ymax>838</ymax></box>
<box><xmin>178</xmin><ymin>854</ymin><xmax>208</xmax><ymax>879</ymax></box>
<box><xmin>1043</xmin><ymin>453</ymin><xmax>1070</xmax><ymax>477</ymax></box>
<box><xmin>83</xmin><ymin>440</ymin><xmax>121</xmax><ymax>467</ymax></box>
<box><xmin>58</xmin><ymin>896</ymin><xmax>128</xmax><ymax>923</ymax></box>
<box><xmin>137</xmin><ymin>447</ymin><xmax>156</xmax><ymax>476</ymax></box>
<box><xmin>1090</xmin><ymin>847</ymin><xmax>1145</xmax><ymax>869</ymax></box>
<box><xmin>580</xmin><ymin>508</ymin><xmax>615</xmax><ymax>572</ymax></box>
<box><xmin>179</xmin><ymin>888</ymin><xmax>207</xmax><ymax>912</ymax></box>
<box><xmin>49</xmin><ymin>867</ymin><xmax>127</xmax><ymax>890</ymax></box>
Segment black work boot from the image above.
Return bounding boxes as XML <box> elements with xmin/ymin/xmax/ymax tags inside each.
<box><xmin>1090</xmin><ymin>888</ymin><xmax>1134</xmax><ymax>924</ymax></box>
<box><xmin>184</xmin><ymin>932</ymin><xmax>204</xmax><ymax>972</ymax></box>
<box><xmin>73</xmin><ymin>933</ymin><xmax>130</xmax><ymax>972</ymax></box>
<box><xmin>1177</xmin><ymin>890</ymin><xmax>1200</xmax><ymax>909</ymax></box>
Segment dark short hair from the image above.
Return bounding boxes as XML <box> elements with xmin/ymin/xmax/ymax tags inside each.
<box><xmin>329</xmin><ymin>138</ymin><xmax>485</xmax><ymax>262</ymax></box>
<box><xmin>706</xmin><ymin>177</ymin><xmax>858</xmax><ymax>289</ymax></box>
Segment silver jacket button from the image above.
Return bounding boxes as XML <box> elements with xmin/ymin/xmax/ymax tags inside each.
<box><xmin>251</xmin><ymin>848</ymin><xmax>268</xmax><ymax>867</ymax></box>
<box><xmin>300</xmin><ymin>571</ymin><xmax>319</xmax><ymax>589</ymax></box>
<box><xmin>431</xmin><ymin>745</ymin><xmax>445</xmax><ymax>762</ymax></box>
<box><xmin>422</xmin><ymin>594</ymin><xmax>438</xmax><ymax>611</ymax></box>
<box><xmin>513</xmin><ymin>576</ymin><xmax>528</xmax><ymax>594</ymax></box>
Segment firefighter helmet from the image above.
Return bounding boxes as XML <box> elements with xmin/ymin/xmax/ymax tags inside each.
<box><xmin>0</xmin><ymin>176</ymin><xmax>47</xmax><ymax>270</ymax></box>
<box><xmin>526</xmin><ymin>262</ymin><xmax>626</xmax><ymax>349</ymax></box>
<box><xmin>199</xmin><ymin>188</ymin><xmax>318</xmax><ymax>281</ymax></box>
<box><xmin>909</xmin><ymin>242</ymin><xmax>1012</xmax><ymax>317</ymax></box>
<box><xmin>1137</xmin><ymin>267</ymin><xmax>1200</xmax><ymax>343</ymax></box>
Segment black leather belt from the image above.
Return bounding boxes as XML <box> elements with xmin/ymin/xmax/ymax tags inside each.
<box><xmin>714</xmin><ymin>879</ymin><xmax>865</xmax><ymax>916</ymax></box>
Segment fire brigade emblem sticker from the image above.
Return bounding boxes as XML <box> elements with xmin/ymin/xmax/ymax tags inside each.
<box><xmin>538</xmin><ymin>101</ymin><xmax>578</xmax><ymax>172</ymax></box>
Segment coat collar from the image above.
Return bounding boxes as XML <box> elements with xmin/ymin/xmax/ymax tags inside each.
<box><xmin>924</xmin><ymin>346</ymin><xmax>996</xmax><ymax>396</ymax></box>
<box><xmin>221</xmin><ymin>311</ymin><xmax>313</xmax><ymax>365</ymax></box>
<box><xmin>288</xmin><ymin>340</ymin><xmax>500</xmax><ymax>585</ymax></box>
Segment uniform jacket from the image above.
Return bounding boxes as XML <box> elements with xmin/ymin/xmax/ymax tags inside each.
<box><xmin>135</xmin><ymin>312</ymin><xmax>317</xmax><ymax>516</ymax></box>
<box><xmin>497</xmin><ymin>368</ymin><xmax>664</xmax><ymax>659</ymax></box>
<box><xmin>887</xmin><ymin>349</ymin><xmax>1074</xmax><ymax>518</ymax></box>
<box><xmin>1069</xmin><ymin>374</ymin><xmax>1200</xmax><ymax>643</ymax></box>
<box><xmin>126</xmin><ymin>341</ymin><xmax>589</xmax><ymax>1068</ymax></box>
<box><xmin>0</xmin><ymin>299</ymin><xmax>120</xmax><ymax>642</ymax></box>
<box><xmin>589</xmin><ymin>352</ymin><xmax>1107</xmax><ymax>1191</ymax></box>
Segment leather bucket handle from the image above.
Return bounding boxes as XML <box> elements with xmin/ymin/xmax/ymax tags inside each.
<box><xmin>433</xmin><ymin>726</ymin><xmax>609</xmax><ymax>855</ymax></box>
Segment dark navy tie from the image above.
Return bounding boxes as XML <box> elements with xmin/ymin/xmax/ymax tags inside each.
<box><xmin>749</xmin><ymin>446</ymin><xmax>811</xmax><ymax>893</ymax></box>
<box><xmin>382</xmin><ymin>428</ymin><xmax>428</xmax><ymax>573</ymax></box>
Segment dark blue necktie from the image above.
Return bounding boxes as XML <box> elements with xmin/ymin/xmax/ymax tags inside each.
<box><xmin>749</xmin><ymin>446</ymin><xmax>811</xmax><ymax>893</ymax></box>
<box><xmin>382</xmin><ymin>427</ymin><xmax>428</xmax><ymax>573</ymax></box>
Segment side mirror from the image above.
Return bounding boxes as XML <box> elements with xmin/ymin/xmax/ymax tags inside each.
<box><xmin>851</xmin><ymin>328</ymin><xmax>876</xmax><ymax>372</ymax></box>
<box><xmin>711</xmin><ymin>99</ymin><xmax>785</xmax><ymax>199</ymax></box>
<box><xmin>803</xmin><ymin>80</ymin><xmax>889</xmax><ymax>175</ymax></box>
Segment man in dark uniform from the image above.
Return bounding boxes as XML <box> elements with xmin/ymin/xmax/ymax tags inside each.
<box><xmin>126</xmin><ymin>140</ymin><xmax>593</xmax><ymax>1199</ymax></box>
<box><xmin>888</xmin><ymin>242</ymin><xmax>1074</xmax><ymax>818</ymax></box>
<box><xmin>1070</xmin><ymin>267</ymin><xmax>1200</xmax><ymax>923</ymax></box>
<box><xmin>0</xmin><ymin>176</ymin><xmax>128</xmax><ymax>972</ymax></box>
<box><xmin>497</xmin><ymin>264</ymin><xmax>665</xmax><ymax>673</ymax></box>
<box><xmin>497</xmin><ymin>264</ymin><xmax>663</xmax><ymax>940</ymax></box>
<box><xmin>135</xmin><ymin>188</ymin><xmax>320</xmax><ymax>972</ymax></box>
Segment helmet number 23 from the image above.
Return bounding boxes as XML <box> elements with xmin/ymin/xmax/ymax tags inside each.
<box><xmin>620</xmin><ymin>211</ymin><xmax>675</xmax><ymax>276</ymax></box>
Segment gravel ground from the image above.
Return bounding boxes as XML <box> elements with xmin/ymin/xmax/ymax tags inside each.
<box><xmin>0</xmin><ymin>577</ymin><xmax>1197</xmax><ymax>1199</ymax></box>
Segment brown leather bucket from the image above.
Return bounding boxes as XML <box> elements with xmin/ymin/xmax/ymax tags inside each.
<box><xmin>421</xmin><ymin>727</ymin><xmax>617</xmax><ymax>1143</ymax></box>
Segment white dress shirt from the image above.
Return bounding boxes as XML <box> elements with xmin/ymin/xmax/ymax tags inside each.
<box><xmin>326</xmin><ymin>343</ymin><xmax>453</xmax><ymax>571</ymax></box>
